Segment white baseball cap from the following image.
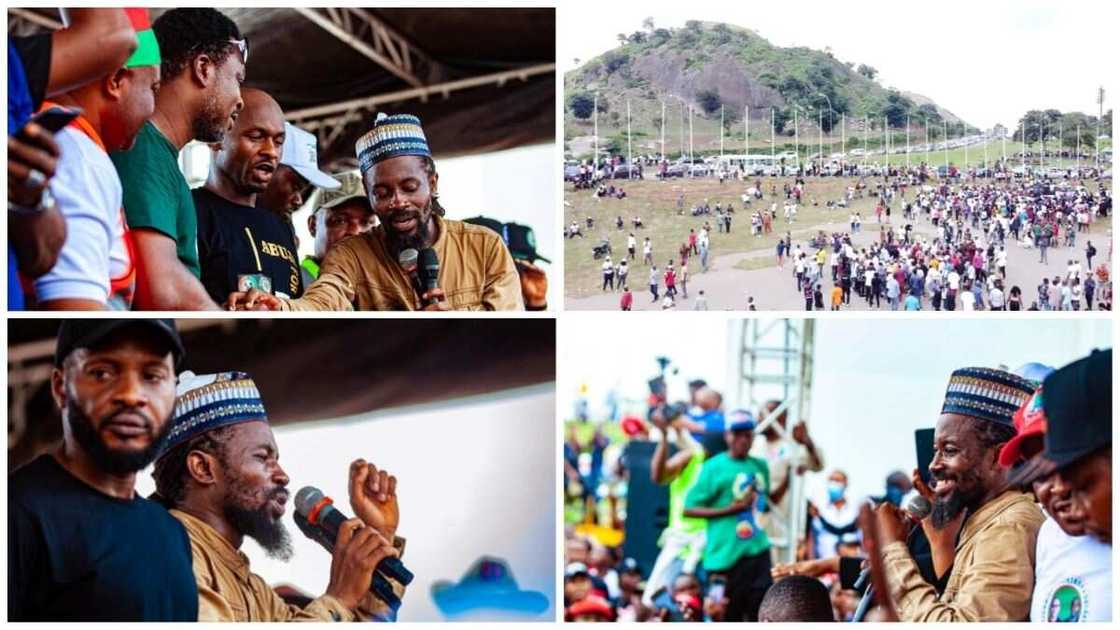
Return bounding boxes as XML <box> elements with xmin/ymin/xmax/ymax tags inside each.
<box><xmin>280</xmin><ymin>122</ymin><xmax>341</xmax><ymax>190</ymax></box>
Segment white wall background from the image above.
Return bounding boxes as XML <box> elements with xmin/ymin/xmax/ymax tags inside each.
<box><xmin>136</xmin><ymin>384</ymin><xmax>556</xmax><ymax>622</ymax></box>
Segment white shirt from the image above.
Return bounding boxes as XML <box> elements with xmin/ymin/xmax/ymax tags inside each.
<box><xmin>35</xmin><ymin>126</ymin><xmax>130</xmax><ymax>308</ymax></box>
<box><xmin>1031</xmin><ymin>516</ymin><xmax>1111</xmax><ymax>621</ymax></box>
<box><xmin>750</xmin><ymin>435</ymin><xmax>825</xmax><ymax>549</ymax></box>
<box><xmin>812</xmin><ymin>497</ymin><xmax>861</xmax><ymax>559</ymax></box>
<box><xmin>627</xmin><ymin>235</ymin><xmax>637</xmax><ymax>249</ymax></box>
<box><xmin>961</xmin><ymin>291</ymin><xmax>976</xmax><ymax>310</ymax></box>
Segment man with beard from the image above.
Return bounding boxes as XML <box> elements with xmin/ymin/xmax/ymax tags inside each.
<box><xmin>229</xmin><ymin>113</ymin><xmax>523</xmax><ymax>310</ymax></box>
<box><xmin>997</xmin><ymin>369</ymin><xmax>1111</xmax><ymax>621</ymax></box>
<box><xmin>8</xmin><ymin>320</ymin><xmax>197</xmax><ymax>620</ymax></box>
<box><xmin>194</xmin><ymin>89</ymin><xmax>303</xmax><ymax>303</ymax></box>
<box><xmin>151</xmin><ymin>371</ymin><xmax>405</xmax><ymax>621</ymax></box>
<box><xmin>110</xmin><ymin>8</ymin><xmax>246</xmax><ymax>310</ymax></box>
<box><xmin>874</xmin><ymin>367</ymin><xmax>1042</xmax><ymax>621</ymax></box>
<box><xmin>32</xmin><ymin>8</ymin><xmax>161</xmax><ymax>310</ymax></box>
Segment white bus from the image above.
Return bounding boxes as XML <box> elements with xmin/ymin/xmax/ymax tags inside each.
<box><xmin>716</xmin><ymin>152</ymin><xmax>799</xmax><ymax>176</ymax></box>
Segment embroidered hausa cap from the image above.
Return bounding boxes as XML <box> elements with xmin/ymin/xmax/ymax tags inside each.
<box><xmin>940</xmin><ymin>367</ymin><xmax>1036</xmax><ymax>426</ymax></box>
<box><xmin>155</xmin><ymin>371</ymin><xmax>268</xmax><ymax>461</ymax></box>
<box><xmin>355</xmin><ymin>112</ymin><xmax>431</xmax><ymax>174</ymax></box>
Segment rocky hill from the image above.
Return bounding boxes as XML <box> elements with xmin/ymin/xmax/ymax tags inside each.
<box><xmin>565</xmin><ymin>20</ymin><xmax>971</xmax><ymax>156</ymax></box>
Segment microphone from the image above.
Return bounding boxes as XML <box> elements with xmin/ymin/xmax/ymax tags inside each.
<box><xmin>398</xmin><ymin>248</ymin><xmax>418</xmax><ymax>275</ymax></box>
<box><xmin>853</xmin><ymin>495</ymin><xmax>932</xmax><ymax>592</ymax></box>
<box><xmin>294</xmin><ymin>486</ymin><xmax>414</xmax><ymax>588</ymax></box>
<box><xmin>418</xmin><ymin>248</ymin><xmax>440</xmax><ymax>306</ymax></box>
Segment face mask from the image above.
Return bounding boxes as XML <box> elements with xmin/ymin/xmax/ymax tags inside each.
<box><xmin>827</xmin><ymin>481</ymin><xmax>846</xmax><ymax>503</ymax></box>
<box><xmin>885</xmin><ymin>484</ymin><xmax>904</xmax><ymax>507</ymax></box>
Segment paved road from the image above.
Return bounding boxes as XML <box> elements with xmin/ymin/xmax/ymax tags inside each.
<box><xmin>567</xmin><ymin>216</ymin><xmax>1111</xmax><ymax>311</ymax></box>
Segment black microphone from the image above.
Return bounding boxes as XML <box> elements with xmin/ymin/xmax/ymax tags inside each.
<box><xmin>418</xmin><ymin>248</ymin><xmax>440</xmax><ymax>306</ymax></box>
<box><xmin>293</xmin><ymin>510</ymin><xmax>401</xmax><ymax>612</ymax></box>
<box><xmin>294</xmin><ymin>486</ymin><xmax>414</xmax><ymax>588</ymax></box>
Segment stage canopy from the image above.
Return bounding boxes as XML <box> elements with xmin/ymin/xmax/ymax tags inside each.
<box><xmin>7</xmin><ymin>320</ymin><xmax>555</xmax><ymax>470</ymax></box>
<box><xmin>8</xmin><ymin>7</ymin><xmax>556</xmax><ymax>169</ymax></box>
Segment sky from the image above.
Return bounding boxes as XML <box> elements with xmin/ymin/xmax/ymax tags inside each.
<box><xmin>559</xmin><ymin>0</ymin><xmax>1115</xmax><ymax>131</ymax></box>
<box><xmin>560</xmin><ymin>316</ymin><xmax>1112</xmax><ymax>503</ymax></box>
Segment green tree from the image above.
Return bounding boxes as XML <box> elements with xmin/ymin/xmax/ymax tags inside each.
<box><xmin>857</xmin><ymin>64</ymin><xmax>877</xmax><ymax>80</ymax></box>
<box><xmin>696</xmin><ymin>89</ymin><xmax>722</xmax><ymax>115</ymax></box>
<box><xmin>568</xmin><ymin>93</ymin><xmax>595</xmax><ymax>120</ymax></box>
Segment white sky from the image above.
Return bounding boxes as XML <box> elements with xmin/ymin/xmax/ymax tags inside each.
<box><xmin>560</xmin><ymin>316</ymin><xmax>1112</xmax><ymax>503</ymax></box>
<box><xmin>559</xmin><ymin>0</ymin><xmax>1114</xmax><ymax>130</ymax></box>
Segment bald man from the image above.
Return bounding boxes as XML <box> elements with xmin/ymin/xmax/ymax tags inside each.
<box><xmin>193</xmin><ymin>88</ymin><xmax>303</xmax><ymax>305</ymax></box>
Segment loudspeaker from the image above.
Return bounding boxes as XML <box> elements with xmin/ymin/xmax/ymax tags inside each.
<box><xmin>622</xmin><ymin>440</ymin><xmax>671</xmax><ymax>577</ymax></box>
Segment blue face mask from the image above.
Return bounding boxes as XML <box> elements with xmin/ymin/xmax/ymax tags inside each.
<box><xmin>827</xmin><ymin>482</ymin><xmax>846</xmax><ymax>503</ymax></box>
<box><xmin>885</xmin><ymin>484</ymin><xmax>904</xmax><ymax>507</ymax></box>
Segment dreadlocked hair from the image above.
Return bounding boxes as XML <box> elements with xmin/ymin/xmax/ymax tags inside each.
<box><xmin>151</xmin><ymin>425</ymin><xmax>237</xmax><ymax>509</ymax></box>
<box><xmin>419</xmin><ymin>156</ymin><xmax>446</xmax><ymax>217</ymax></box>
<box><xmin>968</xmin><ymin>416</ymin><xmax>1018</xmax><ymax>450</ymax></box>
<box><xmin>152</xmin><ymin>9</ymin><xmax>242</xmax><ymax>81</ymax></box>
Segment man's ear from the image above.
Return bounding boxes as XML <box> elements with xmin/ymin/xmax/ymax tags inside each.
<box><xmin>50</xmin><ymin>366</ymin><xmax>66</xmax><ymax>411</ymax></box>
<box><xmin>191</xmin><ymin>53</ymin><xmax>215</xmax><ymax>88</ymax></box>
<box><xmin>307</xmin><ymin>211</ymin><xmax>317</xmax><ymax>237</ymax></box>
<box><xmin>105</xmin><ymin>68</ymin><xmax>129</xmax><ymax>102</ymax></box>
<box><xmin>186</xmin><ymin>450</ymin><xmax>221</xmax><ymax>487</ymax></box>
<box><xmin>428</xmin><ymin>170</ymin><xmax>439</xmax><ymax>197</ymax></box>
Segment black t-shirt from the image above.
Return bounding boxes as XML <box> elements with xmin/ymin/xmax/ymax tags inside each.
<box><xmin>11</xmin><ymin>34</ymin><xmax>51</xmax><ymax>109</ymax></box>
<box><xmin>8</xmin><ymin>455</ymin><xmax>199</xmax><ymax>621</ymax></box>
<box><xmin>193</xmin><ymin>187</ymin><xmax>303</xmax><ymax>303</ymax></box>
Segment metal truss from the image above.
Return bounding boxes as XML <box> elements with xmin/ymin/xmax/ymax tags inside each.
<box><xmin>730</xmin><ymin>318</ymin><xmax>816</xmax><ymax>564</ymax></box>
<box><xmin>293</xmin><ymin>8</ymin><xmax>443</xmax><ymax>89</ymax></box>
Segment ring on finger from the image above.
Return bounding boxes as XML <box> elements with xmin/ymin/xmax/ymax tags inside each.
<box><xmin>25</xmin><ymin>169</ymin><xmax>46</xmax><ymax>188</ymax></box>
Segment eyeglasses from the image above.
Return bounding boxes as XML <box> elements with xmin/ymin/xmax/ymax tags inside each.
<box><xmin>229</xmin><ymin>37</ymin><xmax>249</xmax><ymax>64</ymax></box>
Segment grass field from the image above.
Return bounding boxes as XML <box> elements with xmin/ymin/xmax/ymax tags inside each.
<box><xmin>564</xmin><ymin>175</ymin><xmax>1111</xmax><ymax>299</ymax></box>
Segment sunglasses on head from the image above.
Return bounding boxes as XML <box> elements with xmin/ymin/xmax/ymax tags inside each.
<box><xmin>228</xmin><ymin>37</ymin><xmax>248</xmax><ymax>64</ymax></box>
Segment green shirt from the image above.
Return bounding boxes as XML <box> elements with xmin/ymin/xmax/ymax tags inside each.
<box><xmin>110</xmin><ymin>121</ymin><xmax>200</xmax><ymax>277</ymax></box>
<box><xmin>685</xmin><ymin>452</ymin><xmax>771</xmax><ymax>571</ymax></box>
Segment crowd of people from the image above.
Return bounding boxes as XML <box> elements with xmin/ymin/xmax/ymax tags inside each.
<box><xmin>564</xmin><ymin>349</ymin><xmax>1112</xmax><ymax>622</ymax></box>
<box><xmin>9</xmin><ymin>9</ymin><xmax>544</xmax><ymax>311</ymax></box>
<box><xmin>777</xmin><ymin>171</ymin><xmax>1112</xmax><ymax>311</ymax></box>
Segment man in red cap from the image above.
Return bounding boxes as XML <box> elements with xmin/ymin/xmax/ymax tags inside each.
<box><xmin>999</xmin><ymin>380</ymin><xmax>1111</xmax><ymax>622</ymax></box>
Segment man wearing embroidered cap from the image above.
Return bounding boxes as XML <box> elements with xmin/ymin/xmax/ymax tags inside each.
<box><xmin>151</xmin><ymin>371</ymin><xmax>407</xmax><ymax>621</ymax></box>
<box><xmin>873</xmin><ymin>366</ymin><xmax>1044</xmax><ymax>621</ymax></box>
<box><xmin>9</xmin><ymin>319</ymin><xmax>197</xmax><ymax>620</ymax></box>
<box><xmin>230</xmin><ymin>112</ymin><xmax>524</xmax><ymax>310</ymax></box>
<box><xmin>30</xmin><ymin>8</ymin><xmax>161</xmax><ymax>310</ymax></box>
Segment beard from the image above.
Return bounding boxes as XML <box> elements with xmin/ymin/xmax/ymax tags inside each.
<box><xmin>930</xmin><ymin>467</ymin><xmax>985</xmax><ymax>528</ymax></box>
<box><xmin>382</xmin><ymin>200</ymin><xmax>433</xmax><ymax>259</ymax></box>
<box><xmin>194</xmin><ymin>92</ymin><xmax>231</xmax><ymax>143</ymax></box>
<box><xmin>223</xmin><ymin>476</ymin><xmax>293</xmax><ymax>561</ymax></box>
<box><xmin>66</xmin><ymin>397</ymin><xmax>172</xmax><ymax>475</ymax></box>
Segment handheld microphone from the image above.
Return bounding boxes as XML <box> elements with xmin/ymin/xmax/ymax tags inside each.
<box><xmin>398</xmin><ymin>248</ymin><xmax>419</xmax><ymax>275</ymax></box>
<box><xmin>418</xmin><ymin>248</ymin><xmax>440</xmax><ymax>306</ymax></box>
<box><xmin>294</xmin><ymin>486</ymin><xmax>414</xmax><ymax>588</ymax></box>
<box><xmin>853</xmin><ymin>495</ymin><xmax>932</xmax><ymax>592</ymax></box>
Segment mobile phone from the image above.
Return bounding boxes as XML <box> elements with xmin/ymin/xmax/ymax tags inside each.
<box><xmin>26</xmin><ymin>106</ymin><xmax>82</xmax><ymax>134</ymax></box>
<box><xmin>915</xmin><ymin>428</ymin><xmax>935</xmax><ymax>487</ymax></box>
<box><xmin>707</xmin><ymin>575</ymin><xmax>726</xmax><ymax>602</ymax></box>
<box><xmin>651</xmin><ymin>586</ymin><xmax>682</xmax><ymax>621</ymax></box>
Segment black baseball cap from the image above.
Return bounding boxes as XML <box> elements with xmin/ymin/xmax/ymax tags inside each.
<box><xmin>1008</xmin><ymin>348</ymin><xmax>1111</xmax><ymax>487</ymax></box>
<box><xmin>618</xmin><ymin>557</ymin><xmax>641</xmax><ymax>575</ymax></box>
<box><xmin>55</xmin><ymin>320</ymin><xmax>185</xmax><ymax>367</ymax></box>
